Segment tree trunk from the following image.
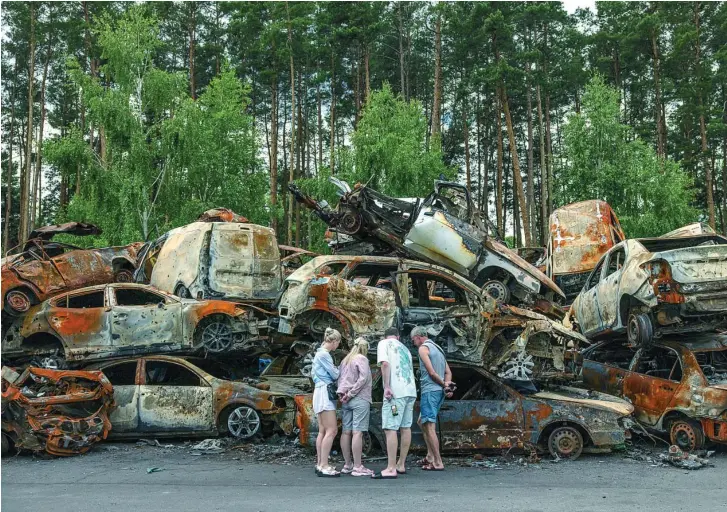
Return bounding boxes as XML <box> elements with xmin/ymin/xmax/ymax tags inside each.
<box><xmin>722</xmin><ymin>131</ymin><xmax>726</xmax><ymax>235</ymax></box>
<box><xmin>364</xmin><ymin>46</ymin><xmax>370</xmax><ymax>102</ymax></box>
<box><xmin>398</xmin><ymin>3</ymin><xmax>406</xmax><ymax>99</ymax></box>
<box><xmin>496</xmin><ymin>90</ymin><xmax>504</xmax><ymax>236</ymax></box>
<box><xmin>501</xmin><ymin>87</ymin><xmax>532</xmax><ymax>247</ymax></box>
<box><xmin>431</xmin><ymin>14</ymin><xmax>442</xmax><ymax>141</ymax></box>
<box><xmin>476</xmin><ymin>90</ymin><xmax>482</xmax><ymax>211</ymax></box>
<box><xmin>32</xmin><ymin>38</ymin><xmax>53</xmax><ymax>230</ymax></box>
<box><xmin>526</xmin><ymin>55</ymin><xmax>535</xmax><ymax>243</ymax></box>
<box><xmin>188</xmin><ymin>2</ymin><xmax>197</xmax><ymax>99</ymax></box>
<box><xmin>463</xmin><ymin>93</ymin><xmax>471</xmax><ymax>194</ymax></box>
<box><xmin>650</xmin><ymin>26</ymin><xmax>665</xmax><ymax>159</ymax></box>
<box><xmin>545</xmin><ymin>92</ymin><xmax>553</xmax><ymax>218</ymax></box>
<box><xmin>19</xmin><ymin>4</ymin><xmax>36</xmax><ymax>245</ymax></box>
<box><xmin>694</xmin><ymin>3</ymin><xmax>715</xmax><ymax>228</ymax></box>
<box><xmin>4</xmin><ymin>60</ymin><xmax>19</xmax><ymax>251</ymax></box>
<box><xmin>317</xmin><ymin>81</ymin><xmax>323</xmax><ymax>170</ymax></box>
<box><xmin>286</xmin><ymin>1</ymin><xmax>296</xmax><ymax>244</ymax></box>
<box><xmin>296</xmin><ymin>68</ymin><xmax>303</xmax><ymax>247</ymax></box>
<box><xmin>330</xmin><ymin>51</ymin><xmax>336</xmax><ymax>174</ymax></box>
<box><xmin>270</xmin><ymin>79</ymin><xmax>279</xmax><ymax>232</ymax></box>
<box><xmin>537</xmin><ymin>83</ymin><xmax>548</xmax><ymax>245</ymax></box>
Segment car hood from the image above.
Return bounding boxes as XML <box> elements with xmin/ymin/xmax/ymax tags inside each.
<box><xmin>533</xmin><ymin>386</ymin><xmax>634</xmax><ymax>416</ymax></box>
<box><xmin>261</xmin><ymin>376</ymin><xmax>313</xmax><ymax>395</ymax></box>
<box><xmin>486</xmin><ymin>239</ymin><xmax>565</xmax><ymax>299</ymax></box>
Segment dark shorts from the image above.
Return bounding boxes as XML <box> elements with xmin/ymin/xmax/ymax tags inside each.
<box><xmin>419</xmin><ymin>390</ymin><xmax>444</xmax><ymax>424</ymax></box>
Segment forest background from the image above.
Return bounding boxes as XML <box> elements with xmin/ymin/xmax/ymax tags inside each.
<box><xmin>2</xmin><ymin>1</ymin><xmax>726</xmax><ymax>252</ymax></box>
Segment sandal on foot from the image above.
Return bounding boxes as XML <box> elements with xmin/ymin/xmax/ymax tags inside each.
<box><xmin>371</xmin><ymin>472</ymin><xmax>397</xmax><ymax>479</ymax></box>
<box><xmin>340</xmin><ymin>465</ymin><xmax>354</xmax><ymax>474</ymax></box>
<box><xmin>421</xmin><ymin>463</ymin><xmax>445</xmax><ymax>471</ymax></box>
<box><xmin>318</xmin><ymin>466</ymin><xmax>340</xmax><ymax>477</ymax></box>
<box><xmin>351</xmin><ymin>466</ymin><xmax>374</xmax><ymax>477</ymax></box>
<box><xmin>415</xmin><ymin>458</ymin><xmax>432</xmax><ymax>467</ymax></box>
<box><xmin>396</xmin><ymin>468</ymin><xmax>407</xmax><ymax>475</ymax></box>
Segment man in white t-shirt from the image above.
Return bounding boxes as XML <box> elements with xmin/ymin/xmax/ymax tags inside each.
<box><xmin>372</xmin><ymin>327</ymin><xmax>417</xmax><ymax>479</ymax></box>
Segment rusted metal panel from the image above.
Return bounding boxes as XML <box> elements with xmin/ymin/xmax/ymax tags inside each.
<box><xmin>1</xmin><ymin>366</ymin><xmax>114</xmax><ymax>456</ymax></box>
<box><xmin>139</xmin><ymin>385</ymin><xmax>215</xmax><ymax>432</ymax></box>
<box><xmin>197</xmin><ymin>208</ymin><xmax>249</xmax><ymax>223</ymax></box>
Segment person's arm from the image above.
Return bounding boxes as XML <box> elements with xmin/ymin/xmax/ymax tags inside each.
<box><xmin>377</xmin><ymin>341</ymin><xmax>394</xmax><ymax>400</ymax></box>
<box><xmin>322</xmin><ymin>352</ymin><xmax>339</xmax><ymax>381</ymax></box>
<box><xmin>444</xmin><ymin>362</ymin><xmax>454</xmax><ymax>398</ymax></box>
<box><xmin>418</xmin><ymin>345</ymin><xmax>447</xmax><ymax>388</ymax></box>
<box><xmin>345</xmin><ymin>357</ymin><xmax>368</xmax><ymax>399</ymax></box>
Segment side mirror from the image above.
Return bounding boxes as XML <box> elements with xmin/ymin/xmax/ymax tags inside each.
<box><xmin>157</xmin><ymin>302</ymin><xmax>166</xmax><ymax>309</ymax></box>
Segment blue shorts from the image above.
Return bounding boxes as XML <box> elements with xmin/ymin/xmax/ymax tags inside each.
<box><xmin>419</xmin><ymin>390</ymin><xmax>444</xmax><ymax>424</ymax></box>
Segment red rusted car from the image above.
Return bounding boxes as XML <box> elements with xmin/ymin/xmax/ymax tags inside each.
<box><xmin>581</xmin><ymin>336</ymin><xmax>727</xmax><ymax>451</ymax></box>
<box><xmin>2</xmin><ymin>222</ymin><xmax>141</xmax><ymax>315</ymax></box>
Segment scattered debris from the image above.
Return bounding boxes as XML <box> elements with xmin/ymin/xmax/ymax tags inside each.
<box><xmin>659</xmin><ymin>445</ymin><xmax>714</xmax><ymax>470</ymax></box>
<box><xmin>190</xmin><ymin>438</ymin><xmax>227</xmax><ymax>455</ymax></box>
<box><xmin>146</xmin><ymin>467</ymin><xmax>164</xmax><ymax>474</ymax></box>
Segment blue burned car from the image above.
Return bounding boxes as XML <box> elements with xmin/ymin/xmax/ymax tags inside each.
<box><xmin>293</xmin><ymin>363</ymin><xmax>633</xmax><ymax>460</ymax></box>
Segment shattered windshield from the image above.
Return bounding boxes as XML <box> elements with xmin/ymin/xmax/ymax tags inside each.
<box><xmin>694</xmin><ymin>350</ymin><xmax>727</xmax><ymax>385</ymax></box>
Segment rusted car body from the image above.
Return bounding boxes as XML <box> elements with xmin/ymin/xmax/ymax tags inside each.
<box><xmin>289</xmin><ymin>179</ymin><xmax>565</xmax><ymax>307</ymax></box>
<box><xmin>277</xmin><ymin>255</ymin><xmax>588</xmax><ymax>382</ymax></box>
<box><xmin>2</xmin><ymin>283</ymin><xmax>270</xmax><ymax>367</ymax></box>
<box><xmin>135</xmin><ymin>222</ymin><xmax>282</xmax><ymax>305</ymax></box>
<box><xmin>1</xmin><ymin>366</ymin><xmax>114</xmax><ymax>456</ymax></box>
<box><xmin>581</xmin><ymin>336</ymin><xmax>727</xmax><ymax>451</ymax></box>
<box><xmin>295</xmin><ymin>363</ymin><xmax>632</xmax><ymax>460</ymax></box>
<box><xmin>571</xmin><ymin>235</ymin><xmax>727</xmax><ymax>346</ymax></box>
<box><xmin>546</xmin><ymin>201</ymin><xmax>626</xmax><ymax>304</ymax></box>
<box><xmin>85</xmin><ymin>355</ymin><xmax>302</xmax><ymax>439</ymax></box>
<box><xmin>2</xmin><ymin>222</ymin><xmax>141</xmax><ymax>315</ymax></box>
<box><xmin>279</xmin><ymin>245</ymin><xmax>319</xmax><ymax>276</ymax></box>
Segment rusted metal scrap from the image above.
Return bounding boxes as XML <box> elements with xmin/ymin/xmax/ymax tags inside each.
<box><xmin>1</xmin><ymin>366</ymin><xmax>114</xmax><ymax>456</ymax></box>
<box><xmin>197</xmin><ymin>208</ymin><xmax>249</xmax><ymax>223</ymax></box>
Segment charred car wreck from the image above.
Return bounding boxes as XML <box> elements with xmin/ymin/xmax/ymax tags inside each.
<box><xmin>289</xmin><ymin>179</ymin><xmax>565</xmax><ymax>309</ymax></box>
<box><xmin>1</xmin><ymin>366</ymin><xmax>114</xmax><ymax>456</ymax></box>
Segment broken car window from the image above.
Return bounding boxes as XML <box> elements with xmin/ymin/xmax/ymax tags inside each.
<box><xmin>585</xmin><ymin>256</ymin><xmax>607</xmax><ymax>289</ymax></box>
<box><xmin>347</xmin><ymin>263</ymin><xmax>398</xmax><ymax>288</ymax></box>
<box><xmin>58</xmin><ymin>290</ymin><xmax>105</xmax><ymax>309</ymax></box>
<box><xmin>633</xmin><ymin>347</ymin><xmax>683</xmax><ymax>382</ymax></box>
<box><xmin>450</xmin><ymin>367</ymin><xmax>508</xmax><ymax>400</ymax></box>
<box><xmin>102</xmin><ymin>362</ymin><xmax>138</xmax><ymax>386</ymax></box>
<box><xmin>586</xmin><ymin>344</ymin><xmax>635</xmax><ymax>369</ymax></box>
<box><xmin>145</xmin><ymin>361</ymin><xmax>203</xmax><ymax>386</ymax></box>
<box><xmin>315</xmin><ymin>262</ymin><xmax>346</xmax><ymax>276</ymax></box>
<box><xmin>409</xmin><ymin>273</ymin><xmax>466</xmax><ymax>307</ymax></box>
<box><xmin>694</xmin><ymin>350</ymin><xmax>727</xmax><ymax>384</ymax></box>
<box><xmin>433</xmin><ymin>185</ymin><xmax>470</xmax><ymax>221</ymax></box>
<box><xmin>604</xmin><ymin>248</ymin><xmax>625</xmax><ymax>278</ymax></box>
<box><xmin>115</xmin><ymin>288</ymin><xmax>166</xmax><ymax>306</ymax></box>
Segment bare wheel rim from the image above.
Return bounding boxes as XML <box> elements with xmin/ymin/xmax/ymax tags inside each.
<box><xmin>227</xmin><ymin>407</ymin><xmax>260</xmax><ymax>438</ymax></box>
<box><xmin>672</xmin><ymin>422</ymin><xmax>697</xmax><ymax>450</ymax></box>
<box><xmin>201</xmin><ymin>322</ymin><xmax>233</xmax><ymax>353</ymax></box>
<box><xmin>115</xmin><ymin>270</ymin><xmax>134</xmax><ymax>283</ymax></box>
<box><xmin>483</xmin><ymin>280</ymin><xmax>509</xmax><ymax>303</ymax></box>
<box><xmin>627</xmin><ymin>316</ymin><xmax>639</xmax><ymax>340</ymax></box>
<box><xmin>549</xmin><ymin>428</ymin><xmax>582</xmax><ymax>458</ymax></box>
<box><xmin>36</xmin><ymin>356</ymin><xmax>61</xmax><ymax>370</ymax></box>
<box><xmin>6</xmin><ymin>290</ymin><xmax>31</xmax><ymax>313</ymax></box>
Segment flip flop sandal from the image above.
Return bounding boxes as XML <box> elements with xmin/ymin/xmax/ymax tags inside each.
<box><xmin>315</xmin><ymin>466</ymin><xmax>322</xmax><ymax>475</ymax></box>
<box><xmin>340</xmin><ymin>465</ymin><xmax>354</xmax><ymax>474</ymax></box>
<box><xmin>396</xmin><ymin>469</ymin><xmax>407</xmax><ymax>475</ymax></box>
<box><xmin>421</xmin><ymin>464</ymin><xmax>445</xmax><ymax>471</ymax></box>
<box><xmin>415</xmin><ymin>458</ymin><xmax>432</xmax><ymax>467</ymax></box>
<box><xmin>351</xmin><ymin>467</ymin><xmax>374</xmax><ymax>477</ymax></box>
<box><xmin>318</xmin><ymin>467</ymin><xmax>340</xmax><ymax>477</ymax></box>
<box><xmin>371</xmin><ymin>472</ymin><xmax>397</xmax><ymax>479</ymax></box>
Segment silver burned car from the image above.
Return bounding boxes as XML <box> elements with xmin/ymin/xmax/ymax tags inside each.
<box><xmin>570</xmin><ymin>234</ymin><xmax>727</xmax><ymax>347</ymax></box>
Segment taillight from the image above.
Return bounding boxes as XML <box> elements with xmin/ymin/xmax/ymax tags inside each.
<box><xmin>641</xmin><ymin>259</ymin><xmax>672</xmax><ymax>282</ymax></box>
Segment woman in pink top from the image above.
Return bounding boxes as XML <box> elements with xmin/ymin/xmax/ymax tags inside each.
<box><xmin>337</xmin><ymin>337</ymin><xmax>373</xmax><ymax>477</ymax></box>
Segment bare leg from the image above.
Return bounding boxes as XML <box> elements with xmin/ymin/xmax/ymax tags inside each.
<box><xmin>382</xmin><ymin>429</ymin><xmax>398</xmax><ymax>476</ymax></box>
<box><xmin>396</xmin><ymin>427</ymin><xmax>411</xmax><ymax>472</ymax></box>
<box><xmin>340</xmin><ymin>430</ymin><xmax>353</xmax><ymax>469</ymax></box>
<box><xmin>422</xmin><ymin>423</ymin><xmax>444</xmax><ymax>468</ymax></box>
<box><xmin>315</xmin><ymin>415</ymin><xmax>324</xmax><ymax>467</ymax></box>
<box><xmin>352</xmin><ymin>431</ymin><xmax>364</xmax><ymax>468</ymax></box>
<box><xmin>418</xmin><ymin>416</ymin><xmax>433</xmax><ymax>465</ymax></box>
<box><xmin>319</xmin><ymin>411</ymin><xmax>338</xmax><ymax>470</ymax></box>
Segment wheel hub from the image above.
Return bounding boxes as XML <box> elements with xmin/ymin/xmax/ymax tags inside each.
<box><xmin>7</xmin><ymin>291</ymin><xmax>31</xmax><ymax>313</ymax></box>
<box><xmin>227</xmin><ymin>407</ymin><xmax>260</xmax><ymax>438</ymax></box>
<box><xmin>551</xmin><ymin>429</ymin><xmax>580</xmax><ymax>457</ymax></box>
<box><xmin>484</xmin><ymin>281</ymin><xmax>508</xmax><ymax>302</ymax></box>
<box><xmin>202</xmin><ymin>322</ymin><xmax>233</xmax><ymax>353</ymax></box>
<box><xmin>499</xmin><ymin>351</ymin><xmax>534</xmax><ymax>381</ymax></box>
<box><xmin>672</xmin><ymin>423</ymin><xmax>696</xmax><ymax>450</ymax></box>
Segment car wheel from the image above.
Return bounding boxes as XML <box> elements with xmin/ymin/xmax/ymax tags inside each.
<box><xmin>114</xmin><ymin>269</ymin><xmax>134</xmax><ymax>283</ymax></box>
<box><xmin>1</xmin><ymin>433</ymin><xmax>13</xmax><ymax>457</ymax></box>
<box><xmin>174</xmin><ymin>284</ymin><xmax>191</xmax><ymax>298</ymax></box>
<box><xmin>222</xmin><ymin>405</ymin><xmax>261</xmax><ymax>439</ymax></box>
<box><xmin>196</xmin><ymin>317</ymin><xmax>234</xmax><ymax>353</ymax></box>
<box><xmin>30</xmin><ymin>354</ymin><xmax>68</xmax><ymax>370</ymax></box>
<box><xmin>547</xmin><ymin>426</ymin><xmax>583</xmax><ymax>460</ymax></box>
<box><xmin>669</xmin><ymin>418</ymin><xmax>705</xmax><ymax>452</ymax></box>
<box><xmin>482</xmin><ymin>280</ymin><xmax>511</xmax><ymax>304</ymax></box>
<box><xmin>626</xmin><ymin>312</ymin><xmax>654</xmax><ymax>348</ymax></box>
<box><xmin>5</xmin><ymin>289</ymin><xmax>32</xmax><ymax>315</ymax></box>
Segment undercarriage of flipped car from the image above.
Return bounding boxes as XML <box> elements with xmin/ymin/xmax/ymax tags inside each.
<box><xmin>288</xmin><ymin>178</ymin><xmax>565</xmax><ymax>313</ymax></box>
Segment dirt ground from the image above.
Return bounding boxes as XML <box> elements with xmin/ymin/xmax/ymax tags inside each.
<box><xmin>2</xmin><ymin>436</ymin><xmax>726</xmax><ymax>512</ymax></box>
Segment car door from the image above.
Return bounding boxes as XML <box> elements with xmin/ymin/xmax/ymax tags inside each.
<box><xmin>596</xmin><ymin>244</ymin><xmax>627</xmax><ymax>329</ymax></box>
<box><xmin>581</xmin><ymin>342</ymin><xmax>636</xmax><ymax>397</ymax></box>
<box><xmin>573</xmin><ymin>255</ymin><xmax>608</xmax><ymax>336</ymax></box>
<box><xmin>624</xmin><ymin>346</ymin><xmax>683</xmax><ymax>425</ymax></box>
<box><xmin>138</xmin><ymin>359</ymin><xmax>215</xmax><ymax>432</ymax></box>
<box><xmin>98</xmin><ymin>360</ymin><xmax>141</xmax><ymax>433</ymax></box>
<box><xmin>47</xmin><ymin>288</ymin><xmax>113</xmax><ymax>359</ymax></box>
<box><xmin>108</xmin><ymin>286</ymin><xmax>184</xmax><ymax>354</ymax></box>
<box><xmin>436</xmin><ymin>367</ymin><xmax>524</xmax><ymax>450</ymax></box>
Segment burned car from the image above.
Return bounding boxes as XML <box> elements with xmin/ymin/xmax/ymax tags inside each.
<box><xmin>277</xmin><ymin>255</ymin><xmax>588</xmax><ymax>382</ymax></box>
<box><xmin>1</xmin><ymin>366</ymin><xmax>114</xmax><ymax>456</ymax></box>
<box><xmin>581</xmin><ymin>336</ymin><xmax>727</xmax><ymax>451</ymax></box>
<box><xmin>134</xmin><ymin>221</ymin><xmax>282</xmax><ymax>305</ymax></box>
<box><xmin>295</xmin><ymin>363</ymin><xmax>633</xmax><ymax>460</ymax></box>
<box><xmin>2</xmin><ymin>283</ymin><xmax>270</xmax><ymax>368</ymax></box>
<box><xmin>279</xmin><ymin>245</ymin><xmax>319</xmax><ymax>276</ymax></box>
<box><xmin>570</xmin><ymin>235</ymin><xmax>727</xmax><ymax>347</ymax></box>
<box><xmin>290</xmin><ymin>179</ymin><xmax>564</xmax><ymax>307</ymax></box>
<box><xmin>662</xmin><ymin>222</ymin><xmax>716</xmax><ymax>238</ymax></box>
<box><xmin>1</xmin><ymin>222</ymin><xmax>141</xmax><ymax>316</ymax></box>
<box><xmin>545</xmin><ymin>200</ymin><xmax>626</xmax><ymax>304</ymax></box>
<box><xmin>85</xmin><ymin>355</ymin><xmax>302</xmax><ymax>440</ymax></box>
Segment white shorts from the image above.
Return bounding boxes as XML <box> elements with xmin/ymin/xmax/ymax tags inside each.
<box><xmin>313</xmin><ymin>384</ymin><xmax>336</xmax><ymax>414</ymax></box>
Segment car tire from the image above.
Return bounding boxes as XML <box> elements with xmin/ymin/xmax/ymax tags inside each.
<box><xmin>174</xmin><ymin>284</ymin><xmax>191</xmax><ymax>298</ymax></box>
<box><xmin>626</xmin><ymin>312</ymin><xmax>654</xmax><ymax>348</ymax></box>
<box><xmin>482</xmin><ymin>280</ymin><xmax>511</xmax><ymax>304</ymax></box>
<box><xmin>4</xmin><ymin>289</ymin><xmax>34</xmax><ymax>315</ymax></box>
<box><xmin>547</xmin><ymin>426</ymin><xmax>584</xmax><ymax>460</ymax></box>
<box><xmin>669</xmin><ymin>418</ymin><xmax>705</xmax><ymax>452</ymax></box>
<box><xmin>1</xmin><ymin>433</ymin><xmax>13</xmax><ymax>457</ymax></box>
<box><xmin>220</xmin><ymin>405</ymin><xmax>261</xmax><ymax>439</ymax></box>
<box><xmin>195</xmin><ymin>316</ymin><xmax>234</xmax><ymax>353</ymax></box>
<box><xmin>114</xmin><ymin>269</ymin><xmax>134</xmax><ymax>283</ymax></box>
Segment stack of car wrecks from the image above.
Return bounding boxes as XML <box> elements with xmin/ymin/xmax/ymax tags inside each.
<box><xmin>2</xmin><ymin>188</ymin><xmax>725</xmax><ymax>461</ymax></box>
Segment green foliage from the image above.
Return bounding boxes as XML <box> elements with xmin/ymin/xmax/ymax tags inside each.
<box><xmin>558</xmin><ymin>75</ymin><xmax>698</xmax><ymax>237</ymax></box>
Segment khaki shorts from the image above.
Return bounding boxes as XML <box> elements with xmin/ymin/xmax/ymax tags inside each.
<box><xmin>341</xmin><ymin>396</ymin><xmax>370</xmax><ymax>432</ymax></box>
<box><xmin>382</xmin><ymin>396</ymin><xmax>415</xmax><ymax>430</ymax></box>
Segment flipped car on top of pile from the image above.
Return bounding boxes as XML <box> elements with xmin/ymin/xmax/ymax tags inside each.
<box><xmin>1</xmin><ymin>222</ymin><xmax>141</xmax><ymax>316</ymax></box>
<box><xmin>289</xmin><ymin>179</ymin><xmax>565</xmax><ymax>308</ymax></box>
<box><xmin>1</xmin><ymin>283</ymin><xmax>270</xmax><ymax>368</ymax></box>
<box><xmin>581</xmin><ymin>335</ymin><xmax>727</xmax><ymax>451</ymax></box>
<box><xmin>570</xmin><ymin>234</ymin><xmax>727</xmax><ymax>347</ymax></box>
<box><xmin>294</xmin><ymin>362</ymin><xmax>633</xmax><ymax>460</ymax></box>
<box><xmin>276</xmin><ymin>255</ymin><xmax>588</xmax><ymax>383</ymax></box>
